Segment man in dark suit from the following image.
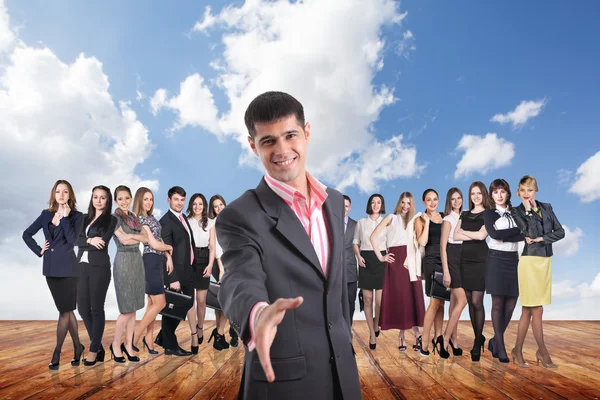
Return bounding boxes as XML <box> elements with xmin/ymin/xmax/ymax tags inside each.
<box><xmin>216</xmin><ymin>92</ymin><xmax>361</xmax><ymax>399</ymax></box>
<box><xmin>343</xmin><ymin>195</ymin><xmax>358</xmax><ymax>326</ymax></box>
<box><xmin>156</xmin><ymin>186</ymin><xmax>195</xmax><ymax>356</ymax></box>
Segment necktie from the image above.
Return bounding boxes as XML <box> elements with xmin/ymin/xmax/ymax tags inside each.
<box><xmin>178</xmin><ymin>214</ymin><xmax>194</xmax><ymax>264</ymax></box>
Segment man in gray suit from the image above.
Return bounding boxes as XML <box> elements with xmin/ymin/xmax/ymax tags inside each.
<box><xmin>216</xmin><ymin>91</ymin><xmax>361</xmax><ymax>399</ymax></box>
<box><xmin>343</xmin><ymin>195</ymin><xmax>358</xmax><ymax>325</ymax></box>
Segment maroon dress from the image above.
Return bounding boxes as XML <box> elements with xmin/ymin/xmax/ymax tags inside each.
<box><xmin>379</xmin><ymin>215</ymin><xmax>426</xmax><ymax>330</ymax></box>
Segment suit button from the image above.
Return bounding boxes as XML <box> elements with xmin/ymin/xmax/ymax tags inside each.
<box><xmin>328</xmin><ymin>323</ymin><xmax>332</xmax><ymax>330</ymax></box>
<box><xmin>51</xmin><ymin>249</ymin><xmax>54</xmax><ymax>252</ymax></box>
<box><xmin>329</xmin><ymin>356</ymin><xmax>334</xmax><ymax>363</ymax></box>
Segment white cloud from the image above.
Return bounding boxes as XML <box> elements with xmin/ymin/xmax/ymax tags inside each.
<box><xmin>0</xmin><ymin>5</ymin><xmax>157</xmax><ymax>318</ymax></box>
<box><xmin>569</xmin><ymin>150</ymin><xmax>600</xmax><ymax>202</ymax></box>
<box><xmin>552</xmin><ymin>273</ymin><xmax>600</xmax><ymax>300</ymax></box>
<box><xmin>0</xmin><ymin>0</ymin><xmax>15</xmax><ymax>53</ymax></box>
<box><xmin>553</xmin><ymin>225</ymin><xmax>583</xmax><ymax>257</ymax></box>
<box><xmin>454</xmin><ymin>133</ymin><xmax>515</xmax><ymax>179</ymax></box>
<box><xmin>398</xmin><ymin>29</ymin><xmax>416</xmax><ymax>59</ymax></box>
<box><xmin>490</xmin><ymin>98</ymin><xmax>547</xmax><ymax>128</ymax></box>
<box><xmin>154</xmin><ymin>0</ymin><xmax>420</xmax><ymax>193</ymax></box>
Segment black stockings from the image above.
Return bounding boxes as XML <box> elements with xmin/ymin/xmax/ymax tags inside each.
<box><xmin>465</xmin><ymin>290</ymin><xmax>485</xmax><ymax>346</ymax></box>
<box><xmin>491</xmin><ymin>295</ymin><xmax>518</xmax><ymax>358</ymax></box>
<box><xmin>53</xmin><ymin>311</ymin><xmax>81</xmax><ymax>363</ymax></box>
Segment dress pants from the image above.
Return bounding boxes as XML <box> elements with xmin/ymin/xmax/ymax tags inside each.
<box><xmin>77</xmin><ymin>262</ymin><xmax>111</xmax><ymax>352</ymax></box>
<box><xmin>347</xmin><ymin>281</ymin><xmax>358</xmax><ymax>325</ymax></box>
<box><xmin>159</xmin><ymin>265</ymin><xmax>193</xmax><ymax>350</ymax></box>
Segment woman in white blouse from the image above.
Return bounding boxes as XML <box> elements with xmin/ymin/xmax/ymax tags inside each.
<box><xmin>353</xmin><ymin>194</ymin><xmax>387</xmax><ymax>350</ymax></box>
<box><xmin>186</xmin><ymin>193</ymin><xmax>215</xmax><ymax>353</ymax></box>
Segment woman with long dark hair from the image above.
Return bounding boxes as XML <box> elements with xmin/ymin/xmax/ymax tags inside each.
<box><xmin>370</xmin><ymin>192</ymin><xmax>424</xmax><ymax>351</ymax></box>
<box><xmin>132</xmin><ymin>187</ymin><xmax>173</xmax><ymax>355</ymax></box>
<box><xmin>484</xmin><ymin>179</ymin><xmax>524</xmax><ymax>363</ymax></box>
<box><xmin>208</xmin><ymin>194</ymin><xmax>234</xmax><ymax>350</ymax></box>
<box><xmin>449</xmin><ymin>181</ymin><xmax>491</xmax><ymax>361</ymax></box>
<box><xmin>23</xmin><ymin>180</ymin><xmax>84</xmax><ymax>369</ymax></box>
<box><xmin>76</xmin><ymin>185</ymin><xmax>118</xmax><ymax>365</ymax></box>
<box><xmin>511</xmin><ymin>175</ymin><xmax>564</xmax><ymax>368</ymax></box>
<box><xmin>439</xmin><ymin>187</ymin><xmax>465</xmax><ymax>357</ymax></box>
<box><xmin>186</xmin><ymin>193</ymin><xmax>215</xmax><ymax>353</ymax></box>
<box><xmin>110</xmin><ymin>185</ymin><xmax>147</xmax><ymax>363</ymax></box>
<box><xmin>353</xmin><ymin>194</ymin><xmax>387</xmax><ymax>350</ymax></box>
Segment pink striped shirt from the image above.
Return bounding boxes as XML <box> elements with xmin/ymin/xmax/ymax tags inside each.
<box><xmin>247</xmin><ymin>172</ymin><xmax>331</xmax><ymax>351</ymax></box>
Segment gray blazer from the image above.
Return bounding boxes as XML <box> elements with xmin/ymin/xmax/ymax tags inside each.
<box><xmin>512</xmin><ymin>201</ymin><xmax>564</xmax><ymax>257</ymax></box>
<box><xmin>343</xmin><ymin>217</ymin><xmax>358</xmax><ymax>283</ymax></box>
<box><xmin>216</xmin><ymin>178</ymin><xmax>361</xmax><ymax>400</ymax></box>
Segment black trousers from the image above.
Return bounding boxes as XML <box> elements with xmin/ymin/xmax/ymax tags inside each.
<box><xmin>160</xmin><ymin>267</ymin><xmax>193</xmax><ymax>350</ymax></box>
<box><xmin>77</xmin><ymin>262</ymin><xmax>111</xmax><ymax>353</ymax></box>
<box><xmin>347</xmin><ymin>281</ymin><xmax>358</xmax><ymax>326</ymax></box>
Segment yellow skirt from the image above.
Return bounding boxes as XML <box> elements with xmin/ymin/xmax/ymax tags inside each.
<box><xmin>518</xmin><ymin>256</ymin><xmax>552</xmax><ymax>306</ymax></box>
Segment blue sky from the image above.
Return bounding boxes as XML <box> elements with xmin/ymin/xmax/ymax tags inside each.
<box><xmin>1</xmin><ymin>0</ymin><xmax>599</xmax><ymax>319</ymax></box>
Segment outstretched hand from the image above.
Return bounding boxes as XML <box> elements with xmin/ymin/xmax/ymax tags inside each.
<box><xmin>255</xmin><ymin>296</ymin><xmax>304</xmax><ymax>383</ymax></box>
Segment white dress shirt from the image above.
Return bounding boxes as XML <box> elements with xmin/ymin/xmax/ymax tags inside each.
<box><xmin>353</xmin><ymin>215</ymin><xmax>386</xmax><ymax>251</ymax></box>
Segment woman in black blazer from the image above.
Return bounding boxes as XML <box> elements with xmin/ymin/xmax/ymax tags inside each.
<box><xmin>76</xmin><ymin>185</ymin><xmax>118</xmax><ymax>366</ymax></box>
<box><xmin>23</xmin><ymin>180</ymin><xmax>85</xmax><ymax>370</ymax></box>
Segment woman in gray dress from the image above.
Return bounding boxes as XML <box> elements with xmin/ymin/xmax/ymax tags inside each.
<box><xmin>109</xmin><ymin>185</ymin><xmax>147</xmax><ymax>363</ymax></box>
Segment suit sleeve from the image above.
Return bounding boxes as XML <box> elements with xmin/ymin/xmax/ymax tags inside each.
<box><xmin>484</xmin><ymin>210</ymin><xmax>523</xmax><ymax>241</ymax></box>
<box><xmin>76</xmin><ymin>214</ymin><xmax>89</xmax><ymax>249</ymax></box>
<box><xmin>23</xmin><ymin>211</ymin><xmax>44</xmax><ymax>257</ymax></box>
<box><xmin>340</xmin><ymin>203</ymin><xmax>351</xmax><ymax>338</ymax></box>
<box><xmin>512</xmin><ymin>208</ymin><xmax>530</xmax><ymax>237</ymax></box>
<box><xmin>161</xmin><ymin>219</ymin><xmax>179</xmax><ymax>284</ymax></box>
<box><xmin>543</xmin><ymin>204</ymin><xmax>565</xmax><ymax>244</ymax></box>
<box><xmin>60</xmin><ymin>212</ymin><xmax>83</xmax><ymax>246</ymax></box>
<box><xmin>216</xmin><ymin>205</ymin><xmax>269</xmax><ymax>345</ymax></box>
<box><xmin>102</xmin><ymin>216</ymin><xmax>118</xmax><ymax>247</ymax></box>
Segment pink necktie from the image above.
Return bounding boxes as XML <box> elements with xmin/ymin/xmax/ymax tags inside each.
<box><xmin>178</xmin><ymin>214</ymin><xmax>194</xmax><ymax>264</ymax></box>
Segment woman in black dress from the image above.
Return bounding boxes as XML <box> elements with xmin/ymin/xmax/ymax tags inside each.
<box><xmin>415</xmin><ymin>189</ymin><xmax>446</xmax><ymax>357</ymax></box>
<box><xmin>23</xmin><ymin>180</ymin><xmax>84</xmax><ymax>369</ymax></box>
<box><xmin>452</xmin><ymin>181</ymin><xmax>491</xmax><ymax>361</ymax></box>
<box><xmin>76</xmin><ymin>185</ymin><xmax>117</xmax><ymax>365</ymax></box>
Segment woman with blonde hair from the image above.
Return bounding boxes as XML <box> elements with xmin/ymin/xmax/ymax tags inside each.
<box><xmin>132</xmin><ymin>187</ymin><xmax>174</xmax><ymax>355</ymax></box>
<box><xmin>511</xmin><ymin>175</ymin><xmax>564</xmax><ymax>368</ymax></box>
<box><xmin>370</xmin><ymin>192</ymin><xmax>425</xmax><ymax>351</ymax></box>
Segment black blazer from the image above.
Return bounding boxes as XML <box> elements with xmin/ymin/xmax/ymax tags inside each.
<box><xmin>216</xmin><ymin>178</ymin><xmax>361</xmax><ymax>400</ymax></box>
<box><xmin>512</xmin><ymin>201</ymin><xmax>564</xmax><ymax>257</ymax></box>
<box><xmin>343</xmin><ymin>217</ymin><xmax>358</xmax><ymax>283</ymax></box>
<box><xmin>23</xmin><ymin>210</ymin><xmax>84</xmax><ymax>277</ymax></box>
<box><xmin>76</xmin><ymin>215</ymin><xmax>118</xmax><ymax>265</ymax></box>
<box><xmin>159</xmin><ymin>210</ymin><xmax>195</xmax><ymax>285</ymax></box>
<box><xmin>483</xmin><ymin>209</ymin><xmax>524</xmax><ymax>243</ymax></box>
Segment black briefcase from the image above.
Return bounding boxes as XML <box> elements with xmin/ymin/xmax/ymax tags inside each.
<box><xmin>160</xmin><ymin>288</ymin><xmax>193</xmax><ymax>320</ymax></box>
<box><xmin>206</xmin><ymin>281</ymin><xmax>221</xmax><ymax>311</ymax></box>
<box><xmin>430</xmin><ymin>271</ymin><xmax>451</xmax><ymax>301</ymax></box>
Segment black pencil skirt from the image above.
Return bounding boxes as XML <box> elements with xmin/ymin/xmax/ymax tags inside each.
<box><xmin>358</xmin><ymin>250</ymin><xmax>387</xmax><ymax>290</ymax></box>
<box><xmin>46</xmin><ymin>276</ymin><xmax>78</xmax><ymax>312</ymax></box>
<box><xmin>192</xmin><ymin>247</ymin><xmax>210</xmax><ymax>290</ymax></box>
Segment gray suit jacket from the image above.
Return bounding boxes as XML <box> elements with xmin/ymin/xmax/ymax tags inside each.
<box><xmin>216</xmin><ymin>178</ymin><xmax>361</xmax><ymax>400</ymax></box>
<box><xmin>512</xmin><ymin>201</ymin><xmax>564</xmax><ymax>257</ymax></box>
<box><xmin>343</xmin><ymin>217</ymin><xmax>358</xmax><ymax>283</ymax></box>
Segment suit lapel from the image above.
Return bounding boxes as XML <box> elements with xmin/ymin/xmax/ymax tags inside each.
<box><xmin>322</xmin><ymin>189</ymin><xmax>342</xmax><ymax>288</ymax></box>
<box><xmin>256</xmin><ymin>179</ymin><xmax>325</xmax><ymax>280</ymax></box>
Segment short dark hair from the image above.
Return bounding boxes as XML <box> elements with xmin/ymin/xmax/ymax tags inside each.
<box><xmin>168</xmin><ymin>186</ymin><xmax>186</xmax><ymax>199</ymax></box>
<box><xmin>244</xmin><ymin>91</ymin><xmax>305</xmax><ymax>139</ymax></box>
<box><xmin>489</xmin><ymin>179</ymin><xmax>513</xmax><ymax>209</ymax></box>
<box><xmin>343</xmin><ymin>195</ymin><xmax>351</xmax><ymax>204</ymax></box>
<box><xmin>366</xmin><ymin>194</ymin><xmax>386</xmax><ymax>215</ymax></box>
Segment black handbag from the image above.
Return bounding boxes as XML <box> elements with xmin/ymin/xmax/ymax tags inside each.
<box><xmin>430</xmin><ymin>271</ymin><xmax>451</xmax><ymax>301</ymax></box>
<box><xmin>160</xmin><ymin>288</ymin><xmax>193</xmax><ymax>320</ymax></box>
<box><xmin>206</xmin><ymin>281</ymin><xmax>221</xmax><ymax>311</ymax></box>
<box><xmin>358</xmin><ymin>289</ymin><xmax>364</xmax><ymax>312</ymax></box>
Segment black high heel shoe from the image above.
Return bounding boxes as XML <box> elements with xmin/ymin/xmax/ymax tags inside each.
<box><xmin>229</xmin><ymin>326</ymin><xmax>239</xmax><ymax>347</ymax></box>
<box><xmin>208</xmin><ymin>328</ymin><xmax>229</xmax><ymax>351</ymax></box>
<box><xmin>120</xmin><ymin>343</ymin><xmax>140</xmax><ymax>362</ymax></box>
<box><xmin>131</xmin><ymin>333</ymin><xmax>139</xmax><ymax>353</ymax></box>
<box><xmin>448</xmin><ymin>338</ymin><xmax>463</xmax><ymax>356</ymax></box>
<box><xmin>49</xmin><ymin>348</ymin><xmax>61</xmax><ymax>370</ymax></box>
<box><xmin>413</xmin><ymin>335</ymin><xmax>422</xmax><ymax>352</ymax></box>
<box><xmin>470</xmin><ymin>335</ymin><xmax>486</xmax><ymax>362</ymax></box>
<box><xmin>142</xmin><ymin>337</ymin><xmax>159</xmax><ymax>355</ymax></box>
<box><xmin>83</xmin><ymin>347</ymin><xmax>106</xmax><ymax>366</ymax></box>
<box><xmin>191</xmin><ymin>331</ymin><xmax>199</xmax><ymax>355</ymax></box>
<box><xmin>197</xmin><ymin>325</ymin><xmax>204</xmax><ymax>345</ymax></box>
<box><xmin>109</xmin><ymin>344</ymin><xmax>126</xmax><ymax>363</ymax></box>
<box><xmin>71</xmin><ymin>344</ymin><xmax>85</xmax><ymax>366</ymax></box>
<box><xmin>435</xmin><ymin>336</ymin><xmax>450</xmax><ymax>359</ymax></box>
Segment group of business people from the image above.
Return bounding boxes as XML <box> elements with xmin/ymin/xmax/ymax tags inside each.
<box><xmin>25</xmin><ymin>91</ymin><xmax>564</xmax><ymax>399</ymax></box>
<box><xmin>23</xmin><ymin>181</ymin><xmax>239</xmax><ymax>369</ymax></box>
<box><xmin>345</xmin><ymin>176</ymin><xmax>564</xmax><ymax>371</ymax></box>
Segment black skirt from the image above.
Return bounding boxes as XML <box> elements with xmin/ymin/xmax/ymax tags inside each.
<box><xmin>486</xmin><ymin>249</ymin><xmax>519</xmax><ymax>297</ymax></box>
<box><xmin>192</xmin><ymin>247</ymin><xmax>210</xmax><ymax>290</ymax></box>
<box><xmin>358</xmin><ymin>250</ymin><xmax>386</xmax><ymax>290</ymax></box>
<box><xmin>46</xmin><ymin>276</ymin><xmax>78</xmax><ymax>312</ymax></box>
<box><xmin>447</xmin><ymin>243</ymin><xmax>462</xmax><ymax>289</ymax></box>
<box><xmin>143</xmin><ymin>253</ymin><xmax>165</xmax><ymax>295</ymax></box>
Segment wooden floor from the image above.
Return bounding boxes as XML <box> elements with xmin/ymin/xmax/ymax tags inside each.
<box><xmin>0</xmin><ymin>320</ymin><xmax>599</xmax><ymax>399</ymax></box>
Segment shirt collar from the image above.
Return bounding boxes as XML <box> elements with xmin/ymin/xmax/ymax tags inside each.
<box><xmin>169</xmin><ymin>208</ymin><xmax>183</xmax><ymax>219</ymax></box>
<box><xmin>344</xmin><ymin>215</ymin><xmax>349</xmax><ymax>224</ymax></box>
<box><xmin>264</xmin><ymin>172</ymin><xmax>328</xmax><ymax>207</ymax></box>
